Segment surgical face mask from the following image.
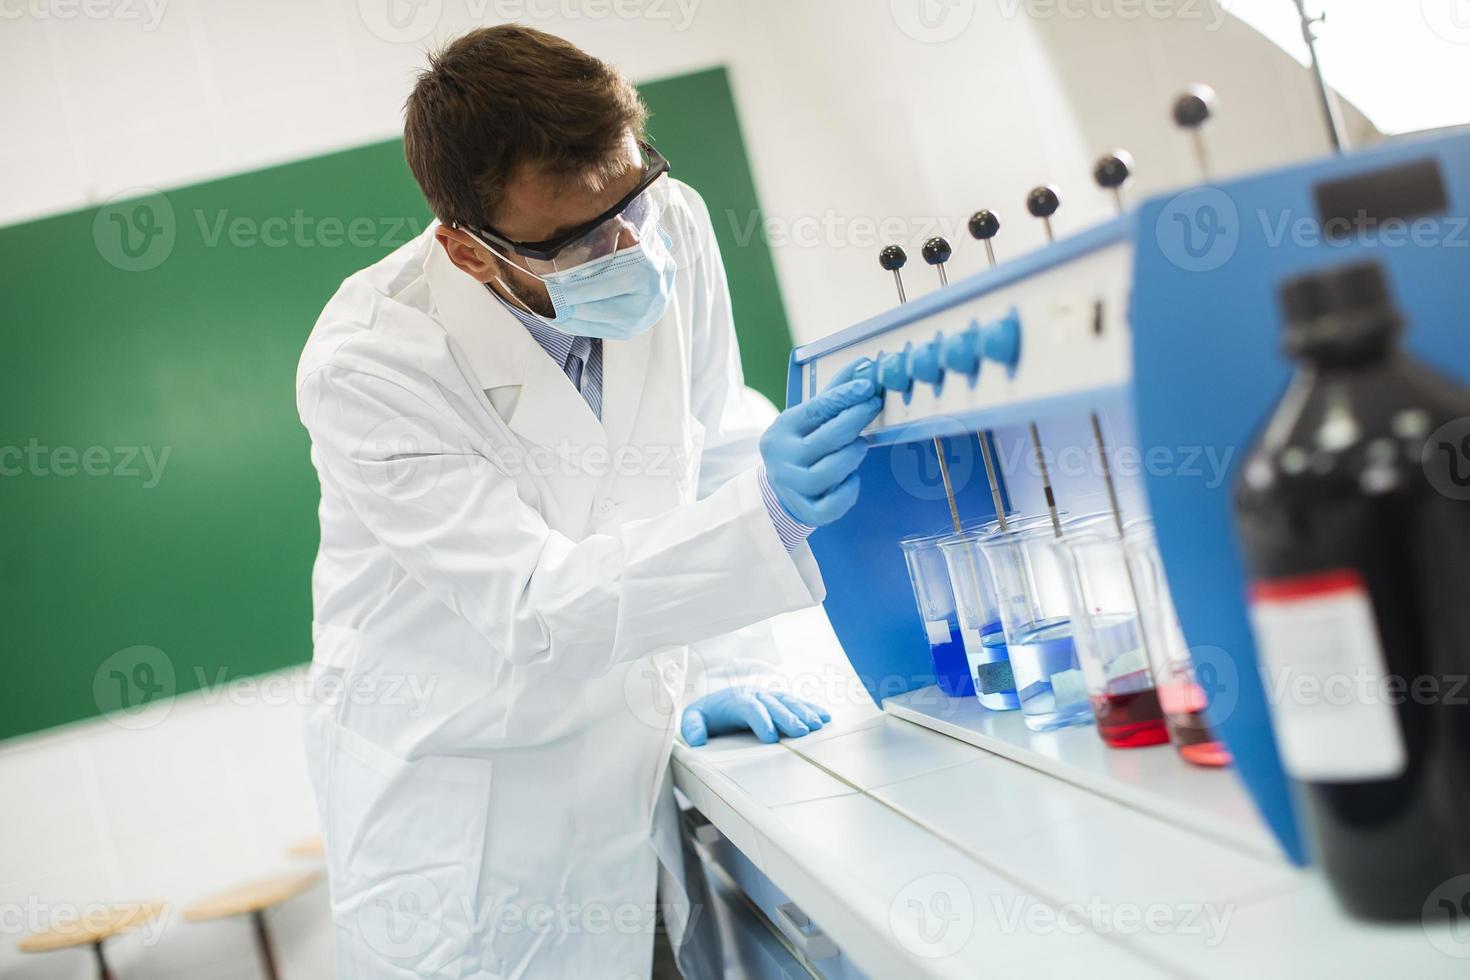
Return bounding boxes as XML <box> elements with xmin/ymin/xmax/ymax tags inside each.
<box><xmin>504</xmin><ymin>228</ymin><xmax>677</xmax><ymax>341</ymax></box>
<box><xmin>468</xmin><ymin>176</ymin><xmax>679</xmax><ymax>341</ymax></box>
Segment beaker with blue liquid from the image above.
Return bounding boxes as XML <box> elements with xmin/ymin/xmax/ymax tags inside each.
<box><xmin>977</xmin><ymin>515</ymin><xmax>1108</xmax><ymax>731</ymax></box>
<box><xmin>939</xmin><ymin>528</ymin><xmax>1020</xmax><ymax>711</ymax></box>
<box><xmin>899</xmin><ymin>532</ymin><xmax>976</xmax><ymax>699</ymax></box>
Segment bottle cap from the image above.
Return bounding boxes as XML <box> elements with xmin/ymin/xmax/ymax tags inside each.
<box><xmin>1280</xmin><ymin>261</ymin><xmax>1402</xmax><ymax>362</ymax></box>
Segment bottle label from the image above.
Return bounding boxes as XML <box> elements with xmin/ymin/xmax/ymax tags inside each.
<box><xmin>1248</xmin><ymin>569</ymin><xmax>1407</xmax><ymax>782</ymax></box>
<box><xmin>924</xmin><ymin>619</ymin><xmax>950</xmax><ymax>646</ymax></box>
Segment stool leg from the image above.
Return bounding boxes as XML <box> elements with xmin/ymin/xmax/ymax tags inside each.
<box><xmin>92</xmin><ymin>940</ymin><xmax>115</xmax><ymax>980</ymax></box>
<box><xmin>250</xmin><ymin>909</ymin><xmax>281</xmax><ymax>980</ymax></box>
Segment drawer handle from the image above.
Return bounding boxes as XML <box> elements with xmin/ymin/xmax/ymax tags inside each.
<box><xmin>774</xmin><ymin>902</ymin><xmax>838</xmax><ymax>961</ymax></box>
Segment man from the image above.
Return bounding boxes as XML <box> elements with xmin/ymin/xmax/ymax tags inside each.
<box><xmin>295</xmin><ymin>24</ymin><xmax>879</xmax><ymax>980</ymax></box>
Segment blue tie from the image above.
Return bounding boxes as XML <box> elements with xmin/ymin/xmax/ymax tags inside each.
<box><xmin>567</xmin><ymin>340</ymin><xmax>588</xmax><ymax>392</ymax></box>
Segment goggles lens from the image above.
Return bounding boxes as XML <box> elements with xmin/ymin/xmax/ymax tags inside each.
<box><xmin>517</xmin><ymin>174</ymin><xmax>670</xmax><ymax>277</ymax></box>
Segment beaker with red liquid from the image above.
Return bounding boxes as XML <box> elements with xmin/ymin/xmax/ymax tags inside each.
<box><xmin>1124</xmin><ymin>520</ymin><xmax>1231</xmax><ymax>767</ymax></box>
<box><xmin>1057</xmin><ymin>528</ymin><xmax>1170</xmax><ymax>749</ymax></box>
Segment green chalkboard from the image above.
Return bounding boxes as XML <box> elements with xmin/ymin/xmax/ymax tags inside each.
<box><xmin>0</xmin><ymin>66</ymin><xmax>790</xmax><ymax>741</ymax></box>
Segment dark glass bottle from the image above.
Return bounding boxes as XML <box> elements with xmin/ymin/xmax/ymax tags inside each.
<box><xmin>1234</xmin><ymin>260</ymin><xmax>1470</xmax><ymax>921</ymax></box>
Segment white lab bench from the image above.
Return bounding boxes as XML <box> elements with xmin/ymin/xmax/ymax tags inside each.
<box><xmin>672</xmin><ymin>608</ymin><xmax>1468</xmax><ymax>979</ymax></box>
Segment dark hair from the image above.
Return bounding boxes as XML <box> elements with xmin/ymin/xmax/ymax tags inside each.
<box><xmin>404</xmin><ymin>25</ymin><xmax>648</xmax><ymax>228</ymax></box>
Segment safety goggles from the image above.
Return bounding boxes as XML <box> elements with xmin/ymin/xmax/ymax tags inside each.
<box><xmin>464</xmin><ymin>141</ymin><xmax>672</xmax><ymax>276</ymax></box>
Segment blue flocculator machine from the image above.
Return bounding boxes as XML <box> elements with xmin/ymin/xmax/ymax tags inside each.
<box><xmin>789</xmin><ymin>85</ymin><xmax>1470</xmax><ymax>864</ymax></box>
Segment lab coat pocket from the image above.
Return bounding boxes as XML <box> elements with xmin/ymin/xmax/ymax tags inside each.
<box><xmin>324</xmin><ymin>721</ymin><xmax>494</xmax><ymax>977</ymax></box>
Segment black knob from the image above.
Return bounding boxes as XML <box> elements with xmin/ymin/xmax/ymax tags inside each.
<box><xmin>967</xmin><ymin>209</ymin><xmax>1000</xmax><ymax>241</ymax></box>
<box><xmin>921</xmin><ymin>236</ymin><xmax>952</xmax><ymax>266</ymax></box>
<box><xmin>878</xmin><ymin>244</ymin><xmax>908</xmax><ymax>271</ymax></box>
<box><xmin>1026</xmin><ymin>185</ymin><xmax>1061</xmax><ymax>219</ymax></box>
<box><xmin>1093</xmin><ymin>151</ymin><xmax>1134</xmax><ymax>190</ymax></box>
<box><xmin>1173</xmin><ymin>84</ymin><xmax>1217</xmax><ymax>130</ymax></box>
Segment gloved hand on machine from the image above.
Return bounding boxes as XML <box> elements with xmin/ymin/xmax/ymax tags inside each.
<box><xmin>759</xmin><ymin>357</ymin><xmax>882</xmax><ymax>527</ymax></box>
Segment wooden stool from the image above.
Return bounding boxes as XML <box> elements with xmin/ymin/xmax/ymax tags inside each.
<box><xmin>183</xmin><ymin>871</ymin><xmax>319</xmax><ymax>980</ymax></box>
<box><xmin>286</xmin><ymin>835</ymin><xmax>323</xmax><ymax>859</ymax></box>
<box><xmin>19</xmin><ymin>901</ymin><xmax>166</xmax><ymax>980</ymax></box>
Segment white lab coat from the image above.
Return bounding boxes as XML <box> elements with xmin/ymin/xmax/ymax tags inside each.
<box><xmin>296</xmin><ymin>181</ymin><xmax>824</xmax><ymax>979</ymax></box>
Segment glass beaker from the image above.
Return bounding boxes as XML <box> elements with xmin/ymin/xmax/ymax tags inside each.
<box><xmin>976</xmin><ymin>515</ymin><xmax>1104</xmax><ymax>731</ymax></box>
<box><xmin>1125</xmin><ymin>520</ymin><xmax>1231</xmax><ymax>767</ymax></box>
<box><xmin>1057</xmin><ymin>528</ymin><xmax>1170</xmax><ymax>749</ymax></box>
<box><xmin>939</xmin><ymin>531</ymin><xmax>1019</xmax><ymax>711</ymax></box>
<box><xmin>900</xmin><ymin>532</ymin><xmax>976</xmax><ymax>698</ymax></box>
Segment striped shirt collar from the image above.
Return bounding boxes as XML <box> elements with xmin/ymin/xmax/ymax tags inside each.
<box><xmin>486</xmin><ymin>285</ymin><xmax>589</xmax><ymax>369</ymax></box>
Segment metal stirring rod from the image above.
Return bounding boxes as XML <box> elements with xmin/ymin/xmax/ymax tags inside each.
<box><xmin>966</xmin><ymin>210</ymin><xmax>1009</xmax><ymax>531</ymax></box>
<box><xmin>1020</xmin><ymin>187</ymin><xmax>1065</xmax><ymax>539</ymax></box>
<box><xmin>878</xmin><ymin>244</ymin><xmax>963</xmax><ymax>533</ymax></box>
<box><xmin>1088</xmin><ymin>163</ymin><xmax>1157</xmax><ymax>669</ymax></box>
<box><xmin>1029</xmin><ymin>422</ymin><xmax>1063</xmax><ymax>538</ymax></box>
<box><xmin>978</xmin><ymin>434</ymin><xmax>1008</xmax><ymax>532</ymax></box>
<box><xmin>1089</xmin><ymin>411</ymin><xmax>1158</xmax><ymax>669</ymax></box>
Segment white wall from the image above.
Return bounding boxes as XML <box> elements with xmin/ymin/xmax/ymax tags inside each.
<box><xmin>1</xmin><ymin>2</ymin><xmax>1378</xmax><ymax>976</ymax></box>
<box><xmin>4</xmin><ymin>0</ymin><xmax>1372</xmax><ymax>345</ymax></box>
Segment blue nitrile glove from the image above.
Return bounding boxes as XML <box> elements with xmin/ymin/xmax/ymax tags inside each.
<box><xmin>759</xmin><ymin>358</ymin><xmax>882</xmax><ymax>526</ymax></box>
<box><xmin>681</xmin><ymin>688</ymin><xmax>833</xmax><ymax>747</ymax></box>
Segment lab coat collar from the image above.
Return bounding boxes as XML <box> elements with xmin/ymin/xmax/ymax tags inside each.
<box><xmin>424</xmin><ymin>230</ymin><xmax>611</xmax><ymax>454</ymax></box>
<box><xmin>600</xmin><ymin>314</ymin><xmax>654</xmax><ymax>459</ymax></box>
<box><xmin>424</xmin><ymin>229</ymin><xmax>530</xmax><ymax>392</ymax></box>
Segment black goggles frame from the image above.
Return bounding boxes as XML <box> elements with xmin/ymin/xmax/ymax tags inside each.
<box><xmin>464</xmin><ymin>141</ymin><xmax>671</xmax><ymax>263</ymax></box>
